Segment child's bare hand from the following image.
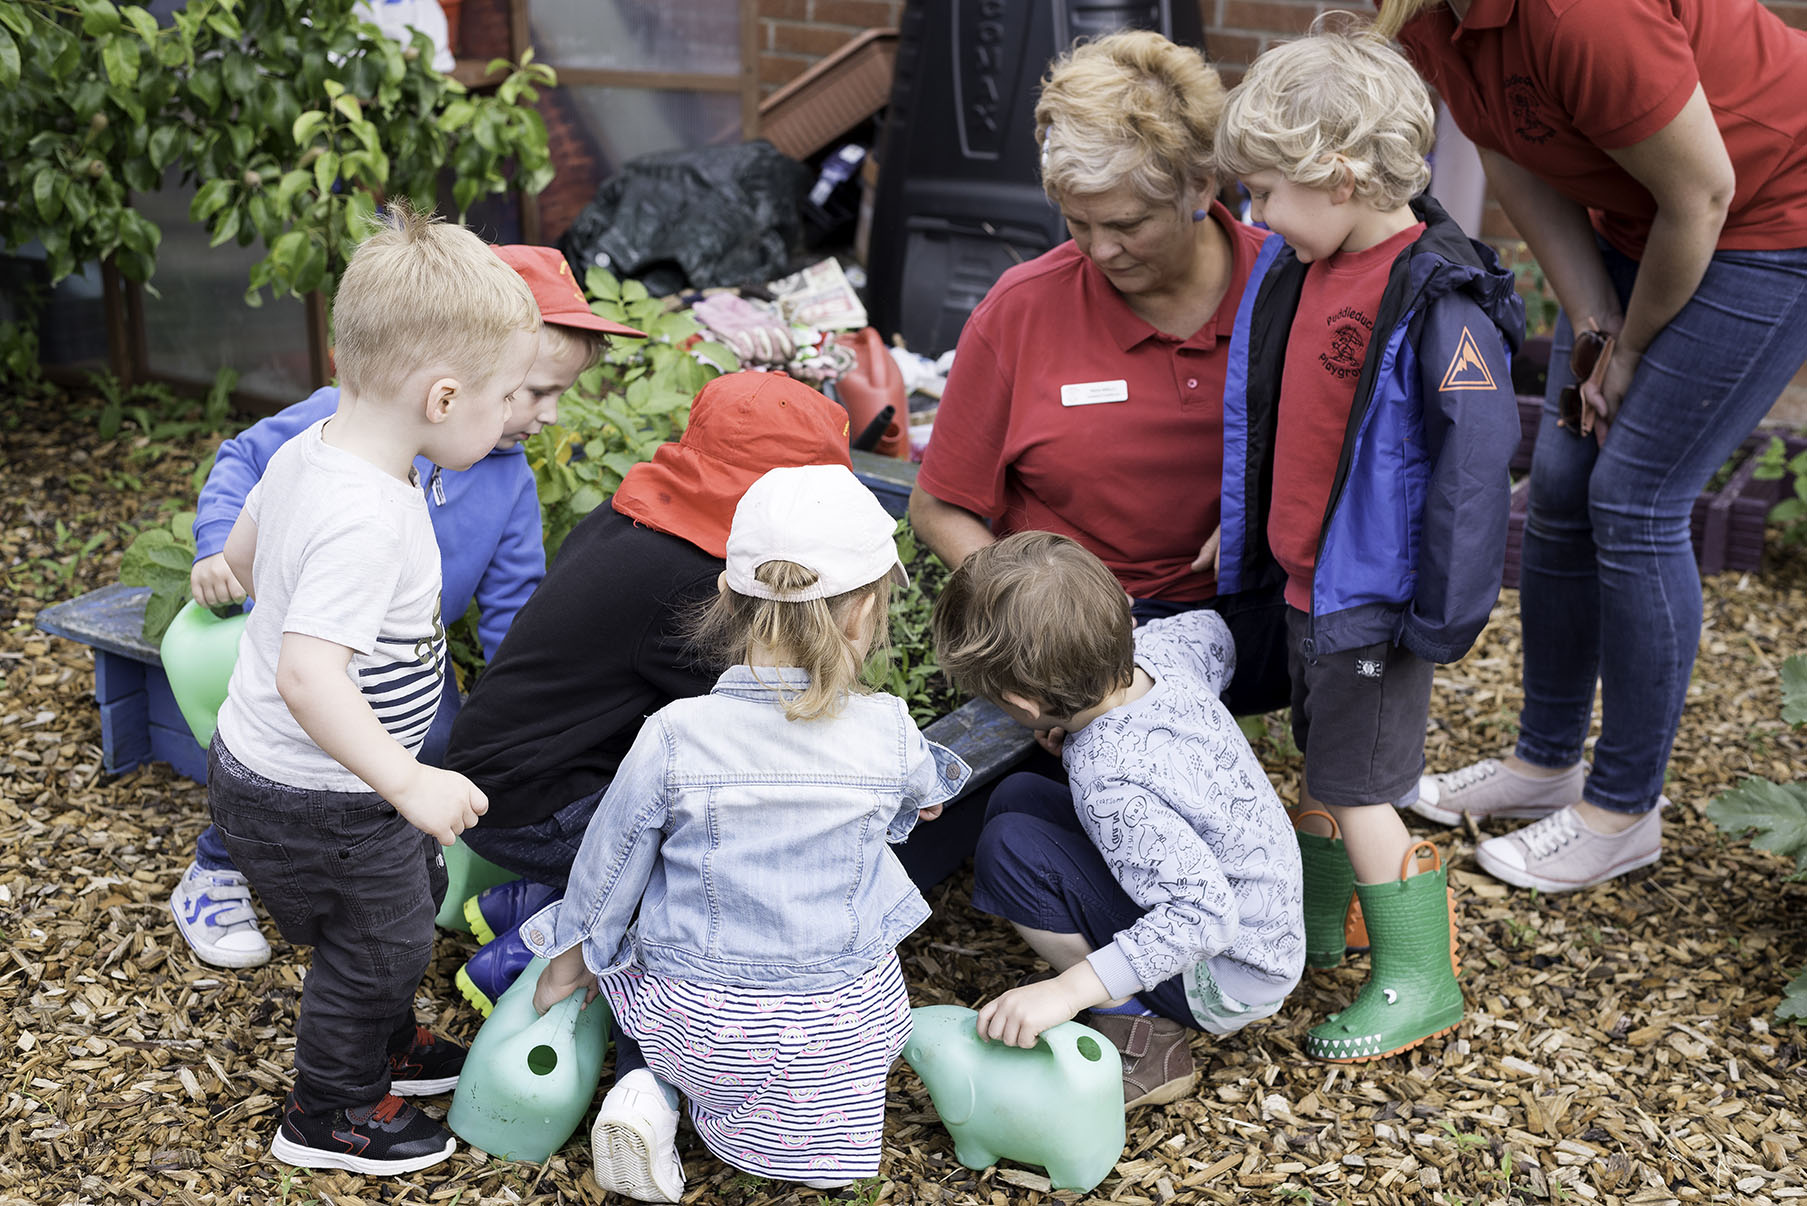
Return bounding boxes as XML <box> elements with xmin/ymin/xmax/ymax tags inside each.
<box><xmin>917</xmin><ymin>803</ymin><xmax>944</xmax><ymax>822</ymax></box>
<box><xmin>1190</xmin><ymin>525</ymin><xmax>1221</xmax><ymax>576</ymax></box>
<box><xmin>191</xmin><ymin>553</ymin><xmax>246</xmax><ymax>609</ymax></box>
<box><xmin>533</xmin><ymin>948</ymin><xmax>597</xmax><ymax>1015</ymax></box>
<box><xmin>976</xmin><ymin>981</ymin><xmax>1080</xmax><ymax>1049</ymax></box>
<box><xmin>390</xmin><ymin>765</ymin><xmax>488</xmax><ymax>845</ymax></box>
<box><xmin>1033</xmin><ymin>726</ymin><xmax>1067</xmax><ymax>758</ymax></box>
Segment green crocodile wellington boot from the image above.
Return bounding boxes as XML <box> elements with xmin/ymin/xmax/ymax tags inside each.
<box><xmin>1295</xmin><ymin>811</ymin><xmax>1357</xmax><ymax>970</ymax></box>
<box><xmin>1307</xmin><ymin>841</ymin><xmax>1463</xmax><ymax>1062</ymax></box>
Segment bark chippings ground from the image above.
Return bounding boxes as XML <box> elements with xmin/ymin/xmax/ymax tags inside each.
<box><xmin>3</xmin><ymin>393</ymin><xmax>1805</xmax><ymax>1206</ymax></box>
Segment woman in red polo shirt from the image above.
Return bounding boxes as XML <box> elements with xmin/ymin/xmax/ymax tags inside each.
<box><xmin>1378</xmin><ymin>0</ymin><xmax>1807</xmax><ymax>891</ymax></box>
<box><xmin>909</xmin><ymin>29</ymin><xmax>1281</xmax><ymax>715</ymax></box>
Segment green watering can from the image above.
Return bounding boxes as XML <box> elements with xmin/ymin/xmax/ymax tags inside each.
<box><xmin>903</xmin><ymin>1004</ymin><xmax>1126</xmax><ymax>1192</ymax></box>
<box><xmin>157</xmin><ymin>599</ymin><xmax>248</xmax><ymax>747</ymax></box>
<box><xmin>436</xmin><ymin>839</ymin><xmax>519</xmax><ymax>931</ymax></box>
<box><xmin>447</xmin><ymin>956</ymin><xmax>612</xmax><ymax>1163</ymax></box>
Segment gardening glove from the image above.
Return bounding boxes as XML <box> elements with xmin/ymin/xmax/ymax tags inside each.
<box><xmin>691</xmin><ymin>293</ymin><xmax>794</xmax><ymax>364</ymax></box>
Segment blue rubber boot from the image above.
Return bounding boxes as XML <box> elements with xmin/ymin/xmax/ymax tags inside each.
<box><xmin>464</xmin><ymin>880</ymin><xmax>562</xmax><ymax>946</ymax></box>
<box><xmin>456</xmin><ymin>925</ymin><xmax>535</xmax><ymax>1018</ymax></box>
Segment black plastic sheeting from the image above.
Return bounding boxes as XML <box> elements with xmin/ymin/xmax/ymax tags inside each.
<box><xmin>558</xmin><ymin>140</ymin><xmax>812</xmax><ymax>297</ymax></box>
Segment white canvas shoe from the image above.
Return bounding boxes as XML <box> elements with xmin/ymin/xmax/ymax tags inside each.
<box><xmin>1413</xmin><ymin>758</ymin><xmax>1583</xmax><ymax>826</ymax></box>
<box><xmin>1476</xmin><ymin>800</ymin><xmax>1665</xmax><ymax>892</ymax></box>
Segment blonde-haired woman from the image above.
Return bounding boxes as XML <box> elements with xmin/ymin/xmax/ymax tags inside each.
<box><xmin>909</xmin><ymin>29</ymin><xmax>1281</xmax><ymax>715</ymax></box>
<box><xmin>1379</xmin><ymin>0</ymin><xmax>1807</xmax><ymax>893</ymax></box>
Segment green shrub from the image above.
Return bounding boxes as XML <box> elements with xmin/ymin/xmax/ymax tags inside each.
<box><xmin>1707</xmin><ymin>654</ymin><xmax>1807</xmax><ymax>1021</ymax></box>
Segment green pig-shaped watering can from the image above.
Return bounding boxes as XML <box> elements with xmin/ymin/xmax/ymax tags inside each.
<box><xmin>903</xmin><ymin>1004</ymin><xmax>1126</xmax><ymax>1192</ymax></box>
<box><xmin>157</xmin><ymin>599</ymin><xmax>247</xmax><ymax>748</ymax></box>
<box><xmin>448</xmin><ymin>956</ymin><xmax>612</xmax><ymax>1163</ymax></box>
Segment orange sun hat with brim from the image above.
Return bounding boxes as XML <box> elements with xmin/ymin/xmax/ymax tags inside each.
<box><xmin>492</xmin><ymin>244</ymin><xmax>646</xmax><ymax>338</ymax></box>
<box><xmin>611</xmin><ymin>371</ymin><xmax>854</xmax><ymax>559</ymax></box>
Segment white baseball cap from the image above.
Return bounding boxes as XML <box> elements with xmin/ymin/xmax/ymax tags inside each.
<box><xmin>726</xmin><ymin>464</ymin><xmax>909</xmax><ymax>601</ymax></box>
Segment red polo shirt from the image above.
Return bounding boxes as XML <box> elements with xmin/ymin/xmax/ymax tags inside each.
<box><xmin>917</xmin><ymin>201</ymin><xmax>1266</xmax><ymax>602</ymax></box>
<box><xmin>1394</xmin><ymin>0</ymin><xmax>1807</xmax><ymax>259</ymax></box>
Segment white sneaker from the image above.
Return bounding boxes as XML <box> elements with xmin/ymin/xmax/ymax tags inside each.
<box><xmin>1476</xmin><ymin>800</ymin><xmax>1665</xmax><ymax>892</ymax></box>
<box><xmin>170</xmin><ymin>861</ymin><xmax>271</xmax><ymax>968</ymax></box>
<box><xmin>1412</xmin><ymin>758</ymin><xmax>1584</xmax><ymax>826</ymax></box>
<box><xmin>591</xmin><ymin>1069</ymin><xmax>684</xmax><ymax>1203</ymax></box>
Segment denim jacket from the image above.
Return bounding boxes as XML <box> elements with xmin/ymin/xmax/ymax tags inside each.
<box><xmin>521</xmin><ymin>666</ymin><xmax>971</xmax><ymax>992</ymax></box>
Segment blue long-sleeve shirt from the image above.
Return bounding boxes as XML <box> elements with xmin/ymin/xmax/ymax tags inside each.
<box><xmin>193</xmin><ymin>387</ymin><xmax>545</xmax><ymax>660</ymax></box>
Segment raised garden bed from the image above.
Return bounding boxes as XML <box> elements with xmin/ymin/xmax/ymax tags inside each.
<box><xmin>1503</xmin><ymin>431</ymin><xmax>1807</xmax><ymax>589</ymax></box>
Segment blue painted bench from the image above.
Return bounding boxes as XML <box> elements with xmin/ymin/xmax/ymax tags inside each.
<box><xmin>35</xmin><ymin>582</ymin><xmax>212</xmax><ymax>783</ymax></box>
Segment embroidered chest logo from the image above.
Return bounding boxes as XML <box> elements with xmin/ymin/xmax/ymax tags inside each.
<box><xmin>1504</xmin><ymin>74</ymin><xmax>1556</xmax><ymax>145</ymax></box>
<box><xmin>1319</xmin><ymin>306</ymin><xmax>1374</xmax><ymax>381</ymax></box>
<box><xmin>1439</xmin><ymin>326</ymin><xmax>1497</xmax><ymax>392</ymax></box>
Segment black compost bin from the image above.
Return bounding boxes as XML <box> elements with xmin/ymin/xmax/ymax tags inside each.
<box><xmin>865</xmin><ymin>0</ymin><xmax>1205</xmax><ymax>357</ymax></box>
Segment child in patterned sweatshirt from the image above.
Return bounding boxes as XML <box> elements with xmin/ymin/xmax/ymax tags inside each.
<box><xmin>932</xmin><ymin>531</ymin><xmax>1304</xmax><ymax>1107</ymax></box>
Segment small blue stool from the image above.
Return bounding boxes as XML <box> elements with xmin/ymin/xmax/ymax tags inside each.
<box><xmin>36</xmin><ymin>584</ymin><xmax>211</xmax><ymax>783</ymax></box>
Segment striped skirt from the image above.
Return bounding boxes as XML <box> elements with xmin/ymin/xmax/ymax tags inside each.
<box><xmin>597</xmin><ymin>953</ymin><xmax>911</xmax><ymax>1183</ymax></box>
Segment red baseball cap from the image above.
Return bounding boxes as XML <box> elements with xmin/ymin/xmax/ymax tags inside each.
<box><xmin>611</xmin><ymin>372</ymin><xmax>853</xmax><ymax>558</ymax></box>
<box><xmin>492</xmin><ymin>244</ymin><xmax>645</xmax><ymax>338</ymax></box>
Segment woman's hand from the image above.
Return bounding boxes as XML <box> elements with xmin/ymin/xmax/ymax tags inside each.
<box><xmin>1582</xmin><ymin>343</ymin><xmax>1642</xmax><ymax>444</ymax></box>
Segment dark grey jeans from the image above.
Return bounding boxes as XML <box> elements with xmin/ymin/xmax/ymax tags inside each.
<box><xmin>208</xmin><ymin>738</ymin><xmax>447</xmax><ymax>1112</ymax></box>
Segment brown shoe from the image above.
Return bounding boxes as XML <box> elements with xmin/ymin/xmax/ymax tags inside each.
<box><xmin>1077</xmin><ymin>1010</ymin><xmax>1198</xmax><ymax>1109</ymax></box>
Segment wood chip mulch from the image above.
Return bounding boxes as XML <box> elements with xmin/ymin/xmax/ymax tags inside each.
<box><xmin>3</xmin><ymin>398</ymin><xmax>1804</xmax><ymax>1206</ymax></box>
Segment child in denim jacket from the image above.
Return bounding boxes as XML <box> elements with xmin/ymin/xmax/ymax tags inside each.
<box><xmin>527</xmin><ymin>464</ymin><xmax>969</xmax><ymax>1202</ymax></box>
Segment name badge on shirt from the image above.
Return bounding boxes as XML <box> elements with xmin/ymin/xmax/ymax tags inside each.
<box><xmin>1060</xmin><ymin>379</ymin><xmax>1129</xmax><ymax>407</ymax></box>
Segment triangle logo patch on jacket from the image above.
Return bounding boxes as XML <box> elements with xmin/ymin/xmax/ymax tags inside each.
<box><xmin>1439</xmin><ymin>326</ymin><xmax>1497</xmax><ymax>392</ymax></box>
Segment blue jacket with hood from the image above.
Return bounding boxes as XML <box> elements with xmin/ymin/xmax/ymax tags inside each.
<box><xmin>192</xmin><ymin>387</ymin><xmax>545</xmax><ymax>661</ymax></box>
<box><xmin>1217</xmin><ymin>195</ymin><xmax>1524</xmax><ymax>665</ymax></box>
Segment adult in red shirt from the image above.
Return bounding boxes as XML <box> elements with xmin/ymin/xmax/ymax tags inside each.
<box><xmin>1379</xmin><ymin>0</ymin><xmax>1807</xmax><ymax>892</ymax></box>
<box><xmin>910</xmin><ymin>29</ymin><xmax>1279</xmax><ymax>716</ymax></box>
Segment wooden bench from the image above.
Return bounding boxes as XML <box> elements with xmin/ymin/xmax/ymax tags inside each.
<box><xmin>34</xmin><ymin>582</ymin><xmax>212</xmax><ymax>783</ymax></box>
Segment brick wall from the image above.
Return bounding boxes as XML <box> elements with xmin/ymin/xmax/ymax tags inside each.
<box><xmin>757</xmin><ymin>0</ymin><xmax>906</xmax><ymax>93</ymax></box>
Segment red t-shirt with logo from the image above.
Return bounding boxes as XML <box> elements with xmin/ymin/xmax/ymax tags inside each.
<box><xmin>1394</xmin><ymin>0</ymin><xmax>1807</xmax><ymax>259</ymax></box>
<box><xmin>917</xmin><ymin>201</ymin><xmax>1267</xmax><ymax>602</ymax></box>
<box><xmin>1270</xmin><ymin>223</ymin><xmax>1426</xmax><ymax>612</ymax></box>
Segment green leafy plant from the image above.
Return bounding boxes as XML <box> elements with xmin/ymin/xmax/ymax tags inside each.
<box><xmin>524</xmin><ymin>268</ymin><xmax>737</xmax><ymax>556</ymax></box>
<box><xmin>0</xmin><ymin>0</ymin><xmax>554</xmax><ymax>314</ymax></box>
<box><xmin>1764</xmin><ymin>443</ymin><xmax>1807</xmax><ymax>548</ymax></box>
<box><xmin>1706</xmin><ymin>653</ymin><xmax>1807</xmax><ymax>1020</ymax></box>
<box><xmin>875</xmin><ymin>518</ymin><xmax>964</xmax><ymax>727</ymax></box>
<box><xmin>118</xmin><ymin>508</ymin><xmax>199</xmax><ymax>641</ymax></box>
<box><xmin>1510</xmin><ymin>253</ymin><xmax>1561</xmax><ymax>338</ymax></box>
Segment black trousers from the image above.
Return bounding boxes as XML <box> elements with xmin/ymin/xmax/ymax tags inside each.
<box><xmin>208</xmin><ymin>738</ymin><xmax>447</xmax><ymax>1111</ymax></box>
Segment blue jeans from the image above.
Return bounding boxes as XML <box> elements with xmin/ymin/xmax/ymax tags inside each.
<box><xmin>1517</xmin><ymin>242</ymin><xmax>1807</xmax><ymax>813</ymax></box>
<box><xmin>969</xmin><ymin>772</ymin><xmax>1195</xmax><ymax>1028</ymax></box>
<box><xmin>196</xmin><ymin>673</ymin><xmax>462</xmax><ymax>872</ymax></box>
<box><xmin>458</xmin><ymin>785</ymin><xmax>601</xmax><ymax>891</ymax></box>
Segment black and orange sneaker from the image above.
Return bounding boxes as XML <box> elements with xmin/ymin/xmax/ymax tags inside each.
<box><xmin>387</xmin><ymin>1025</ymin><xmax>466</xmax><ymax>1096</ymax></box>
<box><xmin>270</xmin><ymin>1090</ymin><xmax>456</xmax><ymax>1174</ymax></box>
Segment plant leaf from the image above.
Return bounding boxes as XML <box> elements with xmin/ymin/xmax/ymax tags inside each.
<box><xmin>1780</xmin><ymin>964</ymin><xmax>1807</xmax><ymax>1022</ymax></box>
<box><xmin>1781</xmin><ymin>654</ymin><xmax>1807</xmax><ymax>728</ymax></box>
<box><xmin>1706</xmin><ymin>776</ymin><xmax>1807</xmax><ymax>880</ymax></box>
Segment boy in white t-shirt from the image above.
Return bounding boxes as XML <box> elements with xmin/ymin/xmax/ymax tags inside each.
<box><xmin>207</xmin><ymin>202</ymin><xmax>540</xmax><ymax>1175</ymax></box>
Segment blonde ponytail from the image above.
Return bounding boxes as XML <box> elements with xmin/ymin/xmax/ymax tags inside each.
<box><xmin>689</xmin><ymin>562</ymin><xmax>893</xmax><ymax>722</ymax></box>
